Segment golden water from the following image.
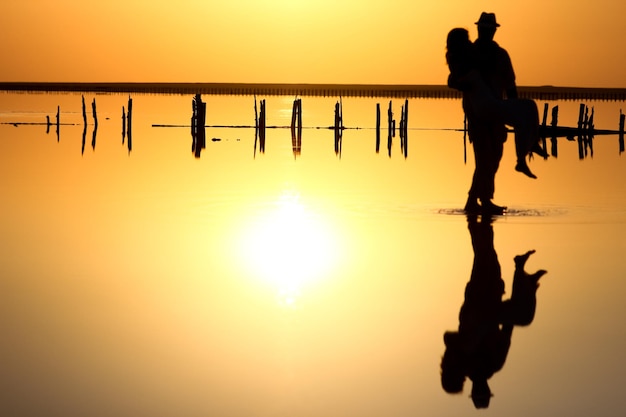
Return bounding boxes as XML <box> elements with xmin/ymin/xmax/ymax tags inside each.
<box><xmin>1</xmin><ymin>92</ymin><xmax>625</xmax><ymax>416</ymax></box>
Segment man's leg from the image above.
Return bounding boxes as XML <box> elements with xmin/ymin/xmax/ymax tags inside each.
<box><xmin>466</xmin><ymin>122</ymin><xmax>506</xmax><ymax>214</ymax></box>
<box><xmin>480</xmin><ymin>123</ymin><xmax>507</xmax><ymax>214</ymax></box>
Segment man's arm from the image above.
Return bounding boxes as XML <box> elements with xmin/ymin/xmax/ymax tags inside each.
<box><xmin>501</xmin><ymin>49</ymin><xmax>518</xmax><ymax>99</ymax></box>
<box><xmin>506</xmin><ymin>85</ymin><xmax>518</xmax><ymax>100</ymax></box>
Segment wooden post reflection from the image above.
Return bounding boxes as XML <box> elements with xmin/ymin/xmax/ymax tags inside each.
<box><xmin>91</xmin><ymin>98</ymin><xmax>98</xmax><ymax>151</ymax></box>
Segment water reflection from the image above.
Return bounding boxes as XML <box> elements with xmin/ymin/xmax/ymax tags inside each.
<box><xmin>2</xmin><ymin>91</ymin><xmax>626</xmax><ymax>416</ymax></box>
<box><xmin>441</xmin><ymin>215</ymin><xmax>547</xmax><ymax>409</ymax></box>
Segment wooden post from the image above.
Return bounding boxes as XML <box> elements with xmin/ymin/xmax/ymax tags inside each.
<box><xmin>332</xmin><ymin>99</ymin><xmax>343</xmax><ymax>158</ymax></box>
<box><xmin>550</xmin><ymin>105</ymin><xmax>559</xmax><ymax>157</ymax></box>
<box><xmin>387</xmin><ymin>101</ymin><xmax>393</xmax><ymax>157</ymax></box>
<box><xmin>404</xmin><ymin>99</ymin><xmax>409</xmax><ymax>137</ymax></box>
<box><xmin>339</xmin><ymin>96</ymin><xmax>343</xmax><ymax>131</ymax></box>
<box><xmin>550</xmin><ymin>105</ymin><xmax>559</xmax><ymax>127</ymax></box>
<box><xmin>291</xmin><ymin>98</ymin><xmax>298</xmax><ymax>130</ymax></box>
<box><xmin>376</xmin><ymin>103</ymin><xmax>381</xmax><ymax>153</ymax></box>
<box><xmin>254</xmin><ymin>95</ymin><xmax>258</xmax><ymax>130</ymax></box>
<box><xmin>403</xmin><ymin>99</ymin><xmax>408</xmax><ymax>158</ymax></box>
<box><xmin>297</xmin><ymin>99</ymin><xmax>302</xmax><ymax>133</ymax></box>
<box><xmin>199</xmin><ymin>100</ymin><xmax>207</xmax><ymax>155</ymax></box>
<box><xmin>82</xmin><ymin>96</ymin><xmax>87</xmax><ymax>126</ymax></box>
<box><xmin>253</xmin><ymin>97</ymin><xmax>258</xmax><ymax>157</ymax></box>
<box><xmin>577</xmin><ymin>103</ymin><xmax>585</xmax><ymax>132</ymax></box>
<box><xmin>619</xmin><ymin>110</ymin><xmax>624</xmax><ymax>154</ymax></box>
<box><xmin>541</xmin><ymin>102</ymin><xmax>549</xmax><ymax>128</ymax></box>
<box><xmin>291</xmin><ymin>99</ymin><xmax>302</xmax><ymax>158</ymax></box>
<box><xmin>191</xmin><ymin>99</ymin><xmax>196</xmax><ymax>152</ymax></box>
<box><xmin>539</xmin><ymin>102</ymin><xmax>548</xmax><ymax>154</ymax></box>
<box><xmin>399</xmin><ymin>104</ymin><xmax>405</xmax><ymax>155</ymax></box>
<box><xmin>127</xmin><ymin>96</ymin><xmax>133</xmax><ymax>152</ymax></box>
<box><xmin>259</xmin><ymin>99</ymin><xmax>266</xmax><ymax>153</ymax></box>
<box><xmin>576</xmin><ymin>103</ymin><xmax>585</xmax><ymax>159</ymax></box>
<box><xmin>56</xmin><ymin>105</ymin><xmax>60</xmax><ymax>141</ymax></box>
<box><xmin>122</xmin><ymin>106</ymin><xmax>126</xmax><ymax>143</ymax></box>
<box><xmin>334</xmin><ymin>101</ymin><xmax>340</xmax><ymax>156</ymax></box>
<box><xmin>91</xmin><ymin>98</ymin><xmax>98</xmax><ymax>130</ymax></box>
<box><xmin>192</xmin><ymin>94</ymin><xmax>206</xmax><ymax>158</ymax></box>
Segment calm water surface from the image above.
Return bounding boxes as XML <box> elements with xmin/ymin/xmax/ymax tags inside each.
<box><xmin>1</xmin><ymin>92</ymin><xmax>626</xmax><ymax>416</ymax></box>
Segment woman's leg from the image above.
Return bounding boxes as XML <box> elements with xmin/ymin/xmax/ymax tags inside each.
<box><xmin>502</xmin><ymin>99</ymin><xmax>540</xmax><ymax>178</ymax></box>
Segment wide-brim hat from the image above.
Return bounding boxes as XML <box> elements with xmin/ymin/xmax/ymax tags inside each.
<box><xmin>475</xmin><ymin>12</ymin><xmax>500</xmax><ymax>27</ymax></box>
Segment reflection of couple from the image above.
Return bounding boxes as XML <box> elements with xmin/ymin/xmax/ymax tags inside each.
<box><xmin>441</xmin><ymin>215</ymin><xmax>547</xmax><ymax>408</ymax></box>
<box><xmin>447</xmin><ymin>12</ymin><xmax>548</xmax><ymax>215</ymax></box>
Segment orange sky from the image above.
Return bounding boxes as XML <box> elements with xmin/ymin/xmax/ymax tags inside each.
<box><xmin>1</xmin><ymin>0</ymin><xmax>625</xmax><ymax>87</ymax></box>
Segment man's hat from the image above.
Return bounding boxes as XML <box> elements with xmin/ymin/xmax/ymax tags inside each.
<box><xmin>475</xmin><ymin>12</ymin><xmax>500</xmax><ymax>28</ymax></box>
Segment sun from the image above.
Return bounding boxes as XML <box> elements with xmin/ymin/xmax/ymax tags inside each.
<box><xmin>236</xmin><ymin>192</ymin><xmax>340</xmax><ymax>306</ymax></box>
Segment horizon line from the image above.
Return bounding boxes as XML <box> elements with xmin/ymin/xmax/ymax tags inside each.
<box><xmin>2</xmin><ymin>82</ymin><xmax>626</xmax><ymax>101</ymax></box>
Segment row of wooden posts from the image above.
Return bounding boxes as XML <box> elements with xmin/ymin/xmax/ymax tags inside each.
<box><xmin>255</xmin><ymin>96</ymin><xmax>409</xmax><ymax>158</ymax></box>
<box><xmin>375</xmin><ymin>99</ymin><xmax>409</xmax><ymax>158</ymax></box>
<box><xmin>189</xmin><ymin>94</ymin><xmax>624</xmax><ymax>160</ymax></box>
<box><xmin>24</xmin><ymin>95</ymin><xmax>626</xmax><ymax>160</ymax></box>
<box><xmin>536</xmin><ymin>102</ymin><xmax>625</xmax><ymax>159</ymax></box>
<box><xmin>43</xmin><ymin>96</ymin><xmax>133</xmax><ymax>153</ymax></box>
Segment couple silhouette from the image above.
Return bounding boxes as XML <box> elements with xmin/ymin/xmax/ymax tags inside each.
<box><xmin>447</xmin><ymin>12</ymin><xmax>548</xmax><ymax>215</ymax></box>
<box><xmin>441</xmin><ymin>13</ymin><xmax>548</xmax><ymax>409</ymax></box>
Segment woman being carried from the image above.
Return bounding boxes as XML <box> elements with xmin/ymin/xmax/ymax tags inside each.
<box><xmin>446</xmin><ymin>28</ymin><xmax>546</xmax><ymax>179</ymax></box>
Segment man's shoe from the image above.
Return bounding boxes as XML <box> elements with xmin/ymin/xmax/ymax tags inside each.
<box><xmin>464</xmin><ymin>198</ymin><xmax>481</xmax><ymax>214</ymax></box>
<box><xmin>481</xmin><ymin>200</ymin><xmax>507</xmax><ymax>215</ymax></box>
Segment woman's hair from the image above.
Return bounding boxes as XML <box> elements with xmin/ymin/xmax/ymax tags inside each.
<box><xmin>441</xmin><ymin>331</ymin><xmax>466</xmax><ymax>394</ymax></box>
<box><xmin>446</xmin><ymin>28</ymin><xmax>473</xmax><ymax>75</ymax></box>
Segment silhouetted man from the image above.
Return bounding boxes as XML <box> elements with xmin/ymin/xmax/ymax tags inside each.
<box><xmin>463</xmin><ymin>12</ymin><xmax>517</xmax><ymax>215</ymax></box>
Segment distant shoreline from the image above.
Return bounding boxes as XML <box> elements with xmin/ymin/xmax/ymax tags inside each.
<box><xmin>1</xmin><ymin>82</ymin><xmax>626</xmax><ymax>101</ymax></box>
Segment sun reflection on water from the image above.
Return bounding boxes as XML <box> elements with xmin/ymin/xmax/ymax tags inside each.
<box><xmin>236</xmin><ymin>191</ymin><xmax>340</xmax><ymax>307</ymax></box>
